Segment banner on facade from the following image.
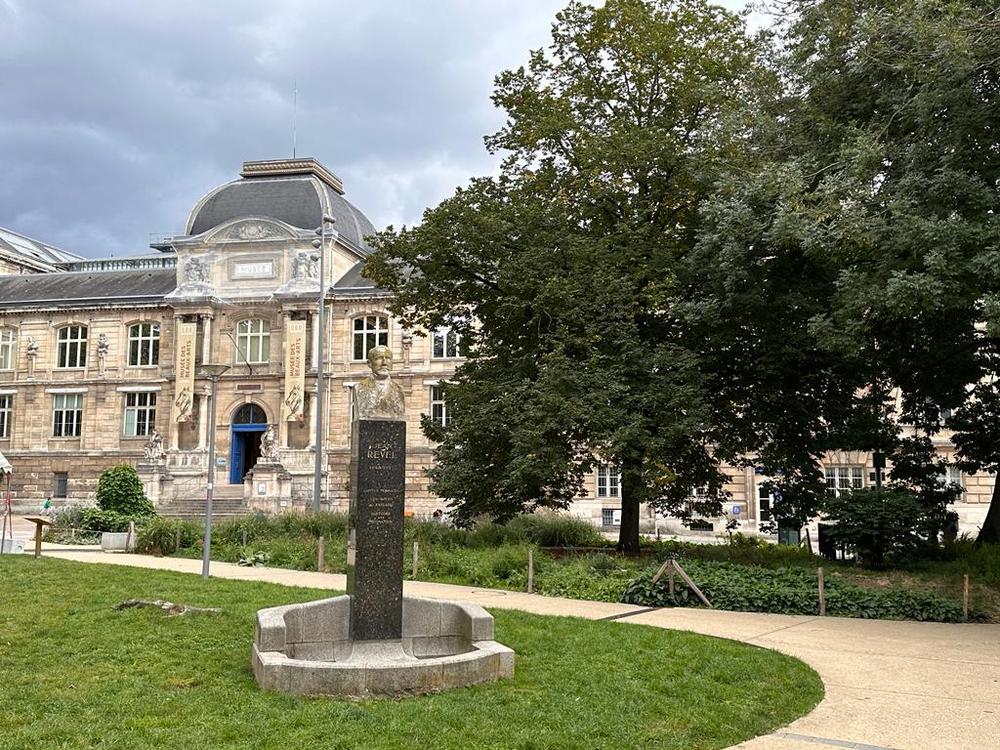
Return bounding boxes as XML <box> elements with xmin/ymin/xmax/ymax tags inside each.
<box><xmin>173</xmin><ymin>322</ymin><xmax>197</xmax><ymax>423</ymax></box>
<box><xmin>283</xmin><ymin>319</ymin><xmax>307</xmax><ymax>421</ymax></box>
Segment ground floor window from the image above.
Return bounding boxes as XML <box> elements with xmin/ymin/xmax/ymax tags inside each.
<box><xmin>53</xmin><ymin>472</ymin><xmax>68</xmax><ymax>498</ymax></box>
<box><xmin>52</xmin><ymin>394</ymin><xmax>83</xmax><ymax>438</ymax></box>
<box><xmin>601</xmin><ymin>508</ymin><xmax>621</xmax><ymax>526</ymax></box>
<box><xmin>123</xmin><ymin>392</ymin><xmax>156</xmax><ymax>437</ymax></box>
<box><xmin>0</xmin><ymin>395</ymin><xmax>10</xmax><ymax>439</ymax></box>
<box><xmin>597</xmin><ymin>465</ymin><xmax>620</xmax><ymax>498</ymax></box>
<box><xmin>825</xmin><ymin>465</ymin><xmax>864</xmax><ymax>495</ymax></box>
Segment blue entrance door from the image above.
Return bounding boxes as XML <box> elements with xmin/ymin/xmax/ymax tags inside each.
<box><xmin>230</xmin><ymin>404</ymin><xmax>268</xmax><ymax>484</ymax></box>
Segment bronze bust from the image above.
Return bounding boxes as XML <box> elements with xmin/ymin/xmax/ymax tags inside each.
<box><xmin>354</xmin><ymin>345</ymin><xmax>405</xmax><ymax>420</ymax></box>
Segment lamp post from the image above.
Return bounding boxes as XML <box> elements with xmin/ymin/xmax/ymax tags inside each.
<box><xmin>200</xmin><ymin>363</ymin><xmax>230</xmax><ymax>578</ymax></box>
<box><xmin>311</xmin><ymin>214</ymin><xmax>336</xmax><ymax>512</ymax></box>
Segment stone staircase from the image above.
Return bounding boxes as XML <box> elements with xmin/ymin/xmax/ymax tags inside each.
<box><xmin>159</xmin><ymin>485</ymin><xmax>251</xmax><ymax>520</ymax></box>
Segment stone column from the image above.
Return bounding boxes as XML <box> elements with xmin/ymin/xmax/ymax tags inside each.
<box><xmin>310</xmin><ymin>310</ymin><xmax>320</xmax><ymax>371</ymax></box>
<box><xmin>200</xmin><ymin>314</ymin><xmax>213</xmax><ymax>364</ymax></box>
<box><xmin>307</xmin><ymin>391</ymin><xmax>317</xmax><ymax>449</ymax></box>
<box><xmin>197</xmin><ymin>389</ymin><xmax>209</xmax><ymax>450</ymax></box>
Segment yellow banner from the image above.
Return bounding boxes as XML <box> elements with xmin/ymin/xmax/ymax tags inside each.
<box><xmin>173</xmin><ymin>322</ymin><xmax>197</xmax><ymax>422</ymax></box>
<box><xmin>283</xmin><ymin>319</ymin><xmax>307</xmax><ymax>421</ymax></box>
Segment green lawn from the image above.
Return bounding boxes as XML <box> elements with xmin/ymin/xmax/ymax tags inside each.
<box><xmin>0</xmin><ymin>557</ymin><xmax>822</xmax><ymax>750</ymax></box>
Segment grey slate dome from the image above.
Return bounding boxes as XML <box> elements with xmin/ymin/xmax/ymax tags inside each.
<box><xmin>186</xmin><ymin>158</ymin><xmax>377</xmax><ymax>253</ymax></box>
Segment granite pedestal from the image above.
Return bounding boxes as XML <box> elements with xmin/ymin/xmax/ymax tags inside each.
<box><xmin>252</xmin><ymin>417</ymin><xmax>515</xmax><ymax>698</ymax></box>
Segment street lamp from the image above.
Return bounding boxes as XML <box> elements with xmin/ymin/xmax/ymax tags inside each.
<box><xmin>200</xmin><ymin>363</ymin><xmax>230</xmax><ymax>578</ymax></box>
<box><xmin>311</xmin><ymin>214</ymin><xmax>336</xmax><ymax>512</ymax></box>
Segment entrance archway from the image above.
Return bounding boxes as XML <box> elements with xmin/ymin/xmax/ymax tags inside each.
<box><xmin>230</xmin><ymin>403</ymin><xmax>268</xmax><ymax>484</ymax></box>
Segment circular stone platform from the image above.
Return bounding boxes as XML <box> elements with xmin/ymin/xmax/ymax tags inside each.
<box><xmin>252</xmin><ymin>595</ymin><xmax>515</xmax><ymax>698</ymax></box>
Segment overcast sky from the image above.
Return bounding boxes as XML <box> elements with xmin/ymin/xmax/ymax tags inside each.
<box><xmin>0</xmin><ymin>0</ymin><xmax>753</xmax><ymax>258</ymax></box>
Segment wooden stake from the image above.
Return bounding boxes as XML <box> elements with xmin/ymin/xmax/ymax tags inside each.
<box><xmin>963</xmin><ymin>574</ymin><xmax>969</xmax><ymax>622</ymax></box>
<box><xmin>412</xmin><ymin>541</ymin><xmax>419</xmax><ymax>579</ymax></box>
<box><xmin>668</xmin><ymin>566</ymin><xmax>675</xmax><ymax>598</ymax></box>
<box><xmin>527</xmin><ymin>549</ymin><xmax>534</xmax><ymax>594</ymax></box>
<box><xmin>818</xmin><ymin>567</ymin><xmax>826</xmax><ymax>616</ymax></box>
<box><xmin>650</xmin><ymin>558</ymin><xmax>672</xmax><ymax>585</ymax></box>
<box><xmin>317</xmin><ymin>535</ymin><xmax>326</xmax><ymax>573</ymax></box>
<box><xmin>672</xmin><ymin>560</ymin><xmax>712</xmax><ymax>608</ymax></box>
<box><xmin>242</xmin><ymin>528</ymin><xmax>248</xmax><ymax>547</ymax></box>
<box><xmin>174</xmin><ymin>528</ymin><xmax>181</xmax><ymax>553</ymax></box>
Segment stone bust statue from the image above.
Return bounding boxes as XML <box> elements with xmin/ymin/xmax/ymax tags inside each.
<box><xmin>354</xmin><ymin>345</ymin><xmax>405</xmax><ymax>421</ymax></box>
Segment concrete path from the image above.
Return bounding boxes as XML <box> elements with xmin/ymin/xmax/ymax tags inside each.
<box><xmin>38</xmin><ymin>545</ymin><xmax>1000</xmax><ymax>750</ymax></box>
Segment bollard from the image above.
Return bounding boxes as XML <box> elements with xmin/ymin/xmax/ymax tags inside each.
<box><xmin>412</xmin><ymin>541</ymin><xmax>419</xmax><ymax>579</ymax></box>
<box><xmin>527</xmin><ymin>549</ymin><xmax>534</xmax><ymax>594</ymax></box>
<box><xmin>817</xmin><ymin>567</ymin><xmax>826</xmax><ymax>616</ymax></box>
<box><xmin>963</xmin><ymin>574</ymin><xmax>969</xmax><ymax>622</ymax></box>
<box><xmin>317</xmin><ymin>535</ymin><xmax>326</xmax><ymax>573</ymax></box>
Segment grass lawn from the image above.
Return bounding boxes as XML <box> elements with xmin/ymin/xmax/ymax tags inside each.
<box><xmin>0</xmin><ymin>557</ymin><xmax>822</xmax><ymax>750</ymax></box>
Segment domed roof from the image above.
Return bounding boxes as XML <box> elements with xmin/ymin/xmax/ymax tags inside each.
<box><xmin>185</xmin><ymin>159</ymin><xmax>376</xmax><ymax>253</ymax></box>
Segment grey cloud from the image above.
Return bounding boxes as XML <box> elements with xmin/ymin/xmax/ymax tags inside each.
<box><xmin>0</xmin><ymin>0</ymin><xmax>750</xmax><ymax>257</ymax></box>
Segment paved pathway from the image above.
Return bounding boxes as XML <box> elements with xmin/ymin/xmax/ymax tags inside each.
<box><xmin>38</xmin><ymin>545</ymin><xmax>1000</xmax><ymax>750</ymax></box>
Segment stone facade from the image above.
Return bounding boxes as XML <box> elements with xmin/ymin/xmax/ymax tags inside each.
<box><xmin>0</xmin><ymin>159</ymin><xmax>460</xmax><ymax>518</ymax></box>
<box><xmin>0</xmin><ymin>158</ymin><xmax>993</xmax><ymax>535</ymax></box>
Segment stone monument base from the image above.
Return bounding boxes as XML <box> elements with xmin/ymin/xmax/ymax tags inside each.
<box><xmin>252</xmin><ymin>595</ymin><xmax>514</xmax><ymax>698</ymax></box>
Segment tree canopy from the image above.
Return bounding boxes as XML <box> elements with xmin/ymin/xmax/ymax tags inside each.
<box><xmin>367</xmin><ymin>0</ymin><xmax>1000</xmax><ymax>548</ymax></box>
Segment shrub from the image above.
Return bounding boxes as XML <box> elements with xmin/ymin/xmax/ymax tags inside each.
<box><xmin>95</xmin><ymin>464</ymin><xmax>155</xmax><ymax>517</ymax></box>
<box><xmin>822</xmin><ymin>488</ymin><xmax>945</xmax><ymax>569</ymax></box>
<box><xmin>79</xmin><ymin>507</ymin><xmax>133</xmax><ymax>533</ymax></box>
<box><xmin>505</xmin><ymin>514</ymin><xmax>606</xmax><ymax>547</ymax></box>
<box><xmin>135</xmin><ymin>517</ymin><xmax>201</xmax><ymax>555</ymax></box>
<box><xmin>621</xmin><ymin>559</ymin><xmax>982</xmax><ymax>623</ymax></box>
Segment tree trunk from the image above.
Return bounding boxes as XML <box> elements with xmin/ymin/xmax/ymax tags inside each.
<box><xmin>616</xmin><ymin>461</ymin><xmax>642</xmax><ymax>554</ymax></box>
<box><xmin>975</xmin><ymin>473</ymin><xmax>1000</xmax><ymax>546</ymax></box>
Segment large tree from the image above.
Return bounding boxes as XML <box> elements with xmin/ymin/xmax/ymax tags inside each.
<box><xmin>366</xmin><ymin>0</ymin><xmax>765</xmax><ymax>551</ymax></box>
<box><xmin>731</xmin><ymin>0</ymin><xmax>1000</xmax><ymax>541</ymax></box>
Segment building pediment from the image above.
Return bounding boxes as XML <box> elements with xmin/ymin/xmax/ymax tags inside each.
<box><xmin>203</xmin><ymin>217</ymin><xmax>300</xmax><ymax>245</ymax></box>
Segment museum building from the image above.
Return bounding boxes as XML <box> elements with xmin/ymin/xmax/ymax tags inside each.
<box><xmin>0</xmin><ymin>158</ymin><xmax>992</xmax><ymax>534</ymax></box>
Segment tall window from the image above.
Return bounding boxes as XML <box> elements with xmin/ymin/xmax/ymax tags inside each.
<box><xmin>432</xmin><ymin>327</ymin><xmax>460</xmax><ymax>359</ymax></box>
<box><xmin>353</xmin><ymin>316</ymin><xmax>388</xmax><ymax>361</ymax></box>
<box><xmin>825</xmin><ymin>465</ymin><xmax>864</xmax><ymax>496</ymax></box>
<box><xmin>123</xmin><ymin>392</ymin><xmax>157</xmax><ymax>437</ymax></box>
<box><xmin>57</xmin><ymin>325</ymin><xmax>88</xmax><ymax>368</ymax></box>
<box><xmin>236</xmin><ymin>319</ymin><xmax>270</xmax><ymax>364</ymax></box>
<box><xmin>53</xmin><ymin>393</ymin><xmax>83</xmax><ymax>437</ymax></box>
<box><xmin>939</xmin><ymin>464</ymin><xmax>964</xmax><ymax>499</ymax></box>
<box><xmin>128</xmin><ymin>323</ymin><xmax>160</xmax><ymax>366</ymax></box>
<box><xmin>0</xmin><ymin>329</ymin><xmax>14</xmax><ymax>370</ymax></box>
<box><xmin>431</xmin><ymin>385</ymin><xmax>449</xmax><ymax>426</ymax></box>
<box><xmin>597</xmin><ymin>464</ymin><xmax>621</xmax><ymax>498</ymax></box>
<box><xmin>0</xmin><ymin>395</ymin><xmax>10</xmax><ymax>438</ymax></box>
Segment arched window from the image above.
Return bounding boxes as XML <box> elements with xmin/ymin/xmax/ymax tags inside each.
<box><xmin>57</xmin><ymin>325</ymin><xmax>88</xmax><ymax>368</ymax></box>
<box><xmin>0</xmin><ymin>329</ymin><xmax>14</xmax><ymax>370</ymax></box>
<box><xmin>352</xmin><ymin>315</ymin><xmax>388</xmax><ymax>361</ymax></box>
<box><xmin>236</xmin><ymin>319</ymin><xmax>270</xmax><ymax>364</ymax></box>
<box><xmin>128</xmin><ymin>322</ymin><xmax>160</xmax><ymax>366</ymax></box>
<box><xmin>233</xmin><ymin>403</ymin><xmax>267</xmax><ymax>424</ymax></box>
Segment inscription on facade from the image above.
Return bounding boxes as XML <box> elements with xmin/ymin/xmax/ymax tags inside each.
<box><xmin>232</xmin><ymin>260</ymin><xmax>274</xmax><ymax>279</ymax></box>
